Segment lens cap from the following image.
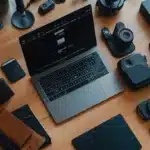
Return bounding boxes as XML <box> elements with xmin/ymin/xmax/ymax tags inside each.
<box><xmin>119</xmin><ymin>28</ymin><xmax>134</xmax><ymax>43</ymax></box>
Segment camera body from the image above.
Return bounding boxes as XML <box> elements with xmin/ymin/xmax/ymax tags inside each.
<box><xmin>102</xmin><ymin>22</ymin><xmax>135</xmax><ymax>57</ymax></box>
<box><xmin>117</xmin><ymin>53</ymin><xmax>150</xmax><ymax>89</ymax></box>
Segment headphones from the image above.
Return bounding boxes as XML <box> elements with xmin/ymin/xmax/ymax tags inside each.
<box><xmin>96</xmin><ymin>0</ymin><xmax>126</xmax><ymax>16</ymax></box>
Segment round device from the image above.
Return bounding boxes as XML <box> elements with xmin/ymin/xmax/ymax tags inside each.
<box><xmin>119</xmin><ymin>28</ymin><xmax>134</xmax><ymax>44</ymax></box>
<box><xmin>11</xmin><ymin>11</ymin><xmax>35</xmax><ymax>29</ymax></box>
<box><xmin>96</xmin><ymin>0</ymin><xmax>125</xmax><ymax>16</ymax></box>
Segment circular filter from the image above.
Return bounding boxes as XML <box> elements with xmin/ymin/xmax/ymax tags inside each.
<box><xmin>119</xmin><ymin>28</ymin><xmax>134</xmax><ymax>43</ymax></box>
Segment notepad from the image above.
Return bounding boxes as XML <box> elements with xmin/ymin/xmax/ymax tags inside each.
<box><xmin>12</xmin><ymin>105</ymin><xmax>51</xmax><ymax>149</ymax></box>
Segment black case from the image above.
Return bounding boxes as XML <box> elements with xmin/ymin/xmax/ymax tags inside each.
<box><xmin>117</xmin><ymin>53</ymin><xmax>150</xmax><ymax>89</ymax></box>
<box><xmin>0</xmin><ymin>78</ymin><xmax>14</xmax><ymax>104</ymax></box>
<box><xmin>1</xmin><ymin>58</ymin><xmax>26</xmax><ymax>83</ymax></box>
<box><xmin>38</xmin><ymin>0</ymin><xmax>55</xmax><ymax>15</ymax></box>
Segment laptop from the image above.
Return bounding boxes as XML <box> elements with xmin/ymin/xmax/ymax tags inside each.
<box><xmin>19</xmin><ymin>5</ymin><xmax>124</xmax><ymax>123</ymax></box>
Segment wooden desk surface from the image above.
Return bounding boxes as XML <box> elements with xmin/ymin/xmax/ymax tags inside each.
<box><xmin>1</xmin><ymin>0</ymin><xmax>150</xmax><ymax>149</ymax></box>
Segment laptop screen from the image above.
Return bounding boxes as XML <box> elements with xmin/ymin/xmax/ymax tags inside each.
<box><xmin>19</xmin><ymin>5</ymin><xmax>96</xmax><ymax>76</ymax></box>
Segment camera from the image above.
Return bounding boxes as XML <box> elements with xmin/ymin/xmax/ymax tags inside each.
<box><xmin>96</xmin><ymin>0</ymin><xmax>126</xmax><ymax>16</ymax></box>
<box><xmin>101</xmin><ymin>22</ymin><xmax>135</xmax><ymax>57</ymax></box>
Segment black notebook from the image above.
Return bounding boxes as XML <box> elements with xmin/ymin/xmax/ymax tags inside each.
<box><xmin>72</xmin><ymin>114</ymin><xmax>142</xmax><ymax>150</ymax></box>
<box><xmin>12</xmin><ymin>105</ymin><xmax>51</xmax><ymax>149</ymax></box>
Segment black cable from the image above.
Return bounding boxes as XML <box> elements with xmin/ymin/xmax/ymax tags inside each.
<box><xmin>24</xmin><ymin>0</ymin><xmax>36</xmax><ymax>12</ymax></box>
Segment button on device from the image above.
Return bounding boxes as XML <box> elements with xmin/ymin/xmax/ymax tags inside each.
<box><xmin>125</xmin><ymin>59</ymin><xmax>133</xmax><ymax>67</ymax></box>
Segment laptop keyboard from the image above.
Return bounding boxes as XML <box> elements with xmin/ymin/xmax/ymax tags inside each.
<box><xmin>39</xmin><ymin>52</ymin><xmax>108</xmax><ymax>101</ymax></box>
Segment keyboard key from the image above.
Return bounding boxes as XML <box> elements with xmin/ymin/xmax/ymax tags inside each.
<box><xmin>66</xmin><ymin>80</ymin><xmax>89</xmax><ymax>93</ymax></box>
<box><xmin>39</xmin><ymin>52</ymin><xmax>108</xmax><ymax>102</ymax></box>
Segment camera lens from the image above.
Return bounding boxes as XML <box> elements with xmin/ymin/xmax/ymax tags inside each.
<box><xmin>123</xmin><ymin>32</ymin><xmax>130</xmax><ymax>39</ymax></box>
<box><xmin>119</xmin><ymin>28</ymin><xmax>134</xmax><ymax>43</ymax></box>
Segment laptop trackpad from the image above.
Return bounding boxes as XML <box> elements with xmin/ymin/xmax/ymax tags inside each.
<box><xmin>100</xmin><ymin>71</ymin><xmax>124</xmax><ymax>99</ymax></box>
<box><xmin>47</xmin><ymin>79</ymin><xmax>106</xmax><ymax>123</ymax></box>
<box><xmin>47</xmin><ymin>71</ymin><xmax>124</xmax><ymax>123</ymax></box>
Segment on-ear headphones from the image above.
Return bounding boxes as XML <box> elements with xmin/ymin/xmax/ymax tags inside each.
<box><xmin>96</xmin><ymin>0</ymin><xmax>126</xmax><ymax>16</ymax></box>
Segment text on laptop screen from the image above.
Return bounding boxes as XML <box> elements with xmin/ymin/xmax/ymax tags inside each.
<box><xmin>19</xmin><ymin>5</ymin><xmax>96</xmax><ymax>76</ymax></box>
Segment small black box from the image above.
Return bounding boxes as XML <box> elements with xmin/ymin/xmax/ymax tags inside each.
<box><xmin>117</xmin><ymin>53</ymin><xmax>150</xmax><ymax>89</ymax></box>
<box><xmin>0</xmin><ymin>78</ymin><xmax>14</xmax><ymax>104</ymax></box>
<box><xmin>140</xmin><ymin>0</ymin><xmax>150</xmax><ymax>23</ymax></box>
<box><xmin>1</xmin><ymin>58</ymin><xmax>26</xmax><ymax>83</ymax></box>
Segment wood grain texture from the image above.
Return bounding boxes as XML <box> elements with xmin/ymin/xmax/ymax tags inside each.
<box><xmin>0</xmin><ymin>0</ymin><xmax>150</xmax><ymax>149</ymax></box>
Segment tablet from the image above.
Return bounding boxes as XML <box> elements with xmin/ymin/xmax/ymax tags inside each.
<box><xmin>72</xmin><ymin>114</ymin><xmax>142</xmax><ymax>150</ymax></box>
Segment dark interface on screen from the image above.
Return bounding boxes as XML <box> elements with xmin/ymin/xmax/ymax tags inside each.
<box><xmin>19</xmin><ymin>5</ymin><xmax>96</xmax><ymax>76</ymax></box>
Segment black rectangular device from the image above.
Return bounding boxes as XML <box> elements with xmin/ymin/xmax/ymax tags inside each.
<box><xmin>1</xmin><ymin>58</ymin><xmax>26</xmax><ymax>83</ymax></box>
<box><xmin>38</xmin><ymin>0</ymin><xmax>55</xmax><ymax>15</ymax></box>
<box><xmin>72</xmin><ymin>114</ymin><xmax>142</xmax><ymax>150</ymax></box>
<box><xmin>0</xmin><ymin>78</ymin><xmax>14</xmax><ymax>104</ymax></box>
<box><xmin>117</xmin><ymin>53</ymin><xmax>150</xmax><ymax>89</ymax></box>
<box><xmin>19</xmin><ymin>5</ymin><xmax>96</xmax><ymax>76</ymax></box>
<box><xmin>12</xmin><ymin>105</ymin><xmax>51</xmax><ymax>149</ymax></box>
